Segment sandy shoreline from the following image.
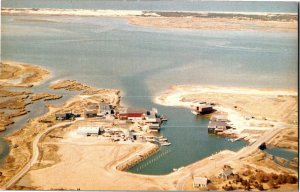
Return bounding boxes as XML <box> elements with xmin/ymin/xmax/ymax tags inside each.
<box><xmin>2</xmin><ymin>8</ymin><xmax>297</xmax><ymax>32</ymax></box>
<box><xmin>0</xmin><ymin>60</ymin><xmax>51</xmax><ymax>87</ymax></box>
<box><xmin>155</xmin><ymin>85</ymin><xmax>298</xmax><ymax>146</ymax></box>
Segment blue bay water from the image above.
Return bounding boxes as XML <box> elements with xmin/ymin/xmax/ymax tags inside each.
<box><xmin>1</xmin><ymin>14</ymin><xmax>298</xmax><ymax>173</ymax></box>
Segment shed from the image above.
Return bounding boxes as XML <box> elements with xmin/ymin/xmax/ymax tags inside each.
<box><xmin>77</xmin><ymin>127</ymin><xmax>101</xmax><ymax>136</ymax></box>
<box><xmin>193</xmin><ymin>177</ymin><xmax>208</xmax><ymax>188</ymax></box>
<box><xmin>219</xmin><ymin>167</ymin><xmax>233</xmax><ymax>180</ymax></box>
<box><xmin>55</xmin><ymin>112</ymin><xmax>74</xmax><ymax>120</ymax></box>
<box><xmin>55</xmin><ymin>113</ymin><xmax>67</xmax><ymax>121</ymax></box>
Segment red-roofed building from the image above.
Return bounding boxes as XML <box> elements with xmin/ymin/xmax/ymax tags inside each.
<box><xmin>118</xmin><ymin>112</ymin><xmax>145</xmax><ymax>121</ymax></box>
<box><xmin>128</xmin><ymin>113</ymin><xmax>145</xmax><ymax>121</ymax></box>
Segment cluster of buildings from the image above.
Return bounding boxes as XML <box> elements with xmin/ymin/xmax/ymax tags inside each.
<box><xmin>208</xmin><ymin>114</ymin><xmax>231</xmax><ymax>134</ymax></box>
<box><xmin>193</xmin><ymin>165</ymin><xmax>234</xmax><ymax>189</ymax></box>
<box><xmin>55</xmin><ymin>102</ymin><xmax>166</xmax><ymax>132</ymax></box>
<box><xmin>88</xmin><ymin>103</ymin><xmax>165</xmax><ymax>131</ymax></box>
<box><xmin>75</xmin><ymin>125</ymin><xmax>170</xmax><ymax>145</ymax></box>
<box><xmin>59</xmin><ymin>101</ymin><xmax>170</xmax><ymax>145</ymax></box>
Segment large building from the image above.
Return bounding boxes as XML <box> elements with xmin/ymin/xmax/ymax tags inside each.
<box><xmin>191</xmin><ymin>104</ymin><xmax>214</xmax><ymax>115</ymax></box>
<box><xmin>77</xmin><ymin>126</ymin><xmax>102</xmax><ymax>136</ymax></box>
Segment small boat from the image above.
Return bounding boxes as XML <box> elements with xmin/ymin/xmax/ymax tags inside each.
<box><xmin>160</xmin><ymin>115</ymin><xmax>168</xmax><ymax>121</ymax></box>
<box><xmin>159</xmin><ymin>138</ymin><xmax>168</xmax><ymax>142</ymax></box>
<box><xmin>191</xmin><ymin>110</ymin><xmax>199</xmax><ymax>115</ymax></box>
<box><xmin>161</xmin><ymin>142</ymin><xmax>171</xmax><ymax>146</ymax></box>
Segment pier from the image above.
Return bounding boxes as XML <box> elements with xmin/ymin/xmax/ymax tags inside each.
<box><xmin>133</xmin><ymin>149</ymin><xmax>172</xmax><ymax>172</ymax></box>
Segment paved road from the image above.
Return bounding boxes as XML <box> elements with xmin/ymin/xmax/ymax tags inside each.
<box><xmin>176</xmin><ymin>127</ymin><xmax>285</xmax><ymax>190</ymax></box>
<box><xmin>1</xmin><ymin>121</ymin><xmax>74</xmax><ymax>189</ymax></box>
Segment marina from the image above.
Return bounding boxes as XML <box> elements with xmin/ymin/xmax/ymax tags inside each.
<box><xmin>0</xmin><ymin>1</ymin><xmax>297</xmax><ymax>189</ymax></box>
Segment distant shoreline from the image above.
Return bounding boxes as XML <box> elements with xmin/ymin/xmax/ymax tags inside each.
<box><xmin>2</xmin><ymin>8</ymin><xmax>297</xmax><ymax>32</ymax></box>
<box><xmin>2</xmin><ymin>8</ymin><xmax>298</xmax><ymax>18</ymax></box>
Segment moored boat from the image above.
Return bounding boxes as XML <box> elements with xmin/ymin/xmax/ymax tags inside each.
<box><xmin>160</xmin><ymin>141</ymin><xmax>171</xmax><ymax>146</ymax></box>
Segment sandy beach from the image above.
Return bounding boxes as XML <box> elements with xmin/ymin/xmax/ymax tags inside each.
<box><xmin>155</xmin><ymin>85</ymin><xmax>298</xmax><ymax>146</ymax></box>
<box><xmin>0</xmin><ymin>61</ymin><xmax>50</xmax><ymax>87</ymax></box>
<box><xmin>1</xmin><ymin>8</ymin><xmax>297</xmax><ymax>32</ymax></box>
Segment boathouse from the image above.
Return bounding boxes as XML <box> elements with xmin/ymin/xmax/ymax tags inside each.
<box><xmin>145</xmin><ymin>109</ymin><xmax>157</xmax><ymax>122</ymax></box>
<box><xmin>193</xmin><ymin>176</ymin><xmax>208</xmax><ymax>188</ymax></box>
<box><xmin>192</xmin><ymin>104</ymin><xmax>214</xmax><ymax>115</ymax></box>
<box><xmin>208</xmin><ymin>121</ymin><xmax>227</xmax><ymax>133</ymax></box>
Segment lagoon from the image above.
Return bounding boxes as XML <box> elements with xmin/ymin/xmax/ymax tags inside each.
<box><xmin>1</xmin><ymin>14</ymin><xmax>297</xmax><ymax>173</ymax></box>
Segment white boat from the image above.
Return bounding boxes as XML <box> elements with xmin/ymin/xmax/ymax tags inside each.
<box><xmin>161</xmin><ymin>142</ymin><xmax>171</xmax><ymax>146</ymax></box>
<box><xmin>191</xmin><ymin>110</ymin><xmax>199</xmax><ymax>115</ymax></box>
<box><xmin>159</xmin><ymin>138</ymin><xmax>168</xmax><ymax>142</ymax></box>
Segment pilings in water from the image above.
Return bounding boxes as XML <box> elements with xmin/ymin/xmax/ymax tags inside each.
<box><xmin>134</xmin><ymin>148</ymin><xmax>171</xmax><ymax>172</ymax></box>
<box><xmin>116</xmin><ymin>144</ymin><xmax>160</xmax><ymax>171</ymax></box>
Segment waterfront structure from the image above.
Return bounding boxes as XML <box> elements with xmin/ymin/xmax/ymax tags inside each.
<box><xmin>193</xmin><ymin>176</ymin><xmax>208</xmax><ymax>188</ymax></box>
<box><xmin>191</xmin><ymin>104</ymin><xmax>213</xmax><ymax>115</ymax></box>
<box><xmin>208</xmin><ymin>121</ymin><xmax>227</xmax><ymax>133</ymax></box>
<box><xmin>77</xmin><ymin>126</ymin><xmax>102</xmax><ymax>136</ymax></box>
<box><xmin>145</xmin><ymin>109</ymin><xmax>157</xmax><ymax>122</ymax></box>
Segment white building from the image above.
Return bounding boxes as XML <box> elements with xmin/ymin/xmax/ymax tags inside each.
<box><xmin>77</xmin><ymin>126</ymin><xmax>100</xmax><ymax>136</ymax></box>
<box><xmin>193</xmin><ymin>177</ymin><xmax>208</xmax><ymax>188</ymax></box>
